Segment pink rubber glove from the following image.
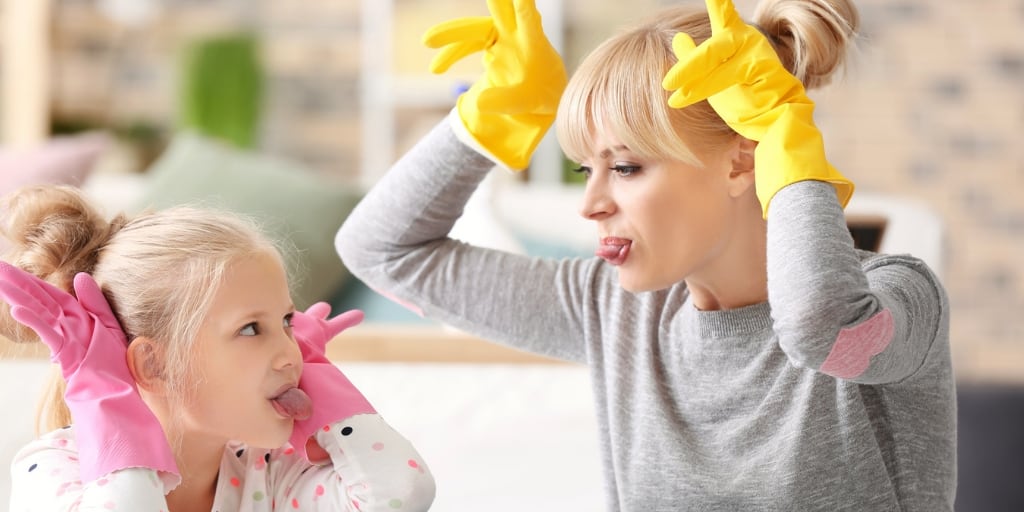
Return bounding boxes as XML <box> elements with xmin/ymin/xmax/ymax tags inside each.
<box><xmin>0</xmin><ymin>262</ymin><xmax>180</xmax><ymax>489</ymax></box>
<box><xmin>289</xmin><ymin>302</ymin><xmax>376</xmax><ymax>462</ymax></box>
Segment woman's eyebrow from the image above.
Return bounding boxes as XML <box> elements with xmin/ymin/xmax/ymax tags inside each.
<box><xmin>599</xmin><ymin>145</ymin><xmax>630</xmax><ymax>159</ymax></box>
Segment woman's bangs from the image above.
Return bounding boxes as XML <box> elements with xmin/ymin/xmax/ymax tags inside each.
<box><xmin>556</xmin><ymin>31</ymin><xmax>699</xmax><ymax>166</ymax></box>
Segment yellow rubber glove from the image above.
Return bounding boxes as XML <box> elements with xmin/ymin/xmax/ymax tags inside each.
<box><xmin>661</xmin><ymin>0</ymin><xmax>853</xmax><ymax>217</ymax></box>
<box><xmin>423</xmin><ymin>0</ymin><xmax>567</xmax><ymax>170</ymax></box>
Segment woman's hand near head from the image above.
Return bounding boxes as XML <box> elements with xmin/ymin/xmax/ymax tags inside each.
<box><xmin>661</xmin><ymin>0</ymin><xmax>853</xmax><ymax>218</ymax></box>
<box><xmin>0</xmin><ymin>261</ymin><xmax>180</xmax><ymax>490</ymax></box>
<box><xmin>422</xmin><ymin>0</ymin><xmax>567</xmax><ymax>170</ymax></box>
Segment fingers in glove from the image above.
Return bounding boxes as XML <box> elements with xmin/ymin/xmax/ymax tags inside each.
<box><xmin>430</xmin><ymin>40</ymin><xmax>488</xmax><ymax>74</ymax></box>
<box><xmin>423</xmin><ymin>17</ymin><xmax>494</xmax><ymax>74</ymax></box>
<box><xmin>664</xmin><ymin>32</ymin><xmax>744</xmax><ymax>109</ymax></box>
<box><xmin>511</xmin><ymin>0</ymin><xmax>545</xmax><ymax>34</ymax></box>
<box><xmin>0</xmin><ymin>263</ymin><xmax>79</xmax><ymax>359</ymax></box>
<box><xmin>422</xmin><ymin>16</ymin><xmax>493</xmax><ymax>48</ymax></box>
<box><xmin>705</xmin><ymin>0</ymin><xmax>743</xmax><ymax>34</ymax></box>
<box><xmin>73</xmin><ymin>273</ymin><xmax>122</xmax><ymax>333</ymax></box>
<box><xmin>488</xmin><ymin>0</ymin><xmax>519</xmax><ymax>35</ymax></box>
<box><xmin>303</xmin><ymin>302</ymin><xmax>332</xmax><ymax>321</ymax></box>
<box><xmin>0</xmin><ymin>263</ymin><xmax>64</xmax><ymax>326</ymax></box>
<box><xmin>324</xmin><ymin>309</ymin><xmax>364</xmax><ymax>337</ymax></box>
<box><xmin>8</xmin><ymin>305</ymin><xmax>61</xmax><ymax>351</ymax></box>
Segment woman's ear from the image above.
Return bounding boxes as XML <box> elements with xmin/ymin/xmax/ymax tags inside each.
<box><xmin>727</xmin><ymin>136</ymin><xmax>757</xmax><ymax>198</ymax></box>
<box><xmin>127</xmin><ymin>337</ymin><xmax>167</xmax><ymax>395</ymax></box>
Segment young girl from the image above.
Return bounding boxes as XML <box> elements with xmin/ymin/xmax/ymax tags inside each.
<box><xmin>0</xmin><ymin>185</ymin><xmax>435</xmax><ymax>511</ymax></box>
<box><xmin>335</xmin><ymin>0</ymin><xmax>955</xmax><ymax>510</ymax></box>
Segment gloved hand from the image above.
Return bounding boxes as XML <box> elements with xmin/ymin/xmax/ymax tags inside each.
<box><xmin>288</xmin><ymin>303</ymin><xmax>376</xmax><ymax>462</ymax></box>
<box><xmin>0</xmin><ymin>262</ymin><xmax>180</xmax><ymax>489</ymax></box>
<box><xmin>661</xmin><ymin>0</ymin><xmax>853</xmax><ymax>217</ymax></box>
<box><xmin>423</xmin><ymin>0</ymin><xmax>567</xmax><ymax>170</ymax></box>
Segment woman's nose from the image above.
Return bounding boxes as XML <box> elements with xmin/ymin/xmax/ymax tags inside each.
<box><xmin>579</xmin><ymin>174</ymin><xmax>615</xmax><ymax>220</ymax></box>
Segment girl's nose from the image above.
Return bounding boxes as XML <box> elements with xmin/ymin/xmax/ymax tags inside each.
<box><xmin>275</xmin><ymin>331</ymin><xmax>303</xmax><ymax>371</ymax></box>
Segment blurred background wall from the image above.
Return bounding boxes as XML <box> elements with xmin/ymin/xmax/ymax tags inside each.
<box><xmin>0</xmin><ymin>0</ymin><xmax>1021</xmax><ymax>381</ymax></box>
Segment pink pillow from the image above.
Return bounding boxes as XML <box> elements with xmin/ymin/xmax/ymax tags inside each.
<box><xmin>0</xmin><ymin>132</ymin><xmax>110</xmax><ymax>251</ymax></box>
<box><xmin>0</xmin><ymin>132</ymin><xmax>109</xmax><ymax>195</ymax></box>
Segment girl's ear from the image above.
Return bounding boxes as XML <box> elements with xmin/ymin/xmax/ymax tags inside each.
<box><xmin>127</xmin><ymin>337</ymin><xmax>167</xmax><ymax>395</ymax></box>
<box><xmin>727</xmin><ymin>136</ymin><xmax>757</xmax><ymax>198</ymax></box>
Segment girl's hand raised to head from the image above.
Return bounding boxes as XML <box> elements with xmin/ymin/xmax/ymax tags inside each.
<box><xmin>0</xmin><ymin>262</ymin><xmax>179</xmax><ymax>489</ymax></box>
<box><xmin>661</xmin><ymin>0</ymin><xmax>853</xmax><ymax>217</ymax></box>
<box><xmin>288</xmin><ymin>303</ymin><xmax>376</xmax><ymax>463</ymax></box>
<box><xmin>422</xmin><ymin>0</ymin><xmax>567</xmax><ymax>170</ymax></box>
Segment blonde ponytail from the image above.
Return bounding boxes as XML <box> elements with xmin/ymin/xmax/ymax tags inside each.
<box><xmin>752</xmin><ymin>0</ymin><xmax>860</xmax><ymax>90</ymax></box>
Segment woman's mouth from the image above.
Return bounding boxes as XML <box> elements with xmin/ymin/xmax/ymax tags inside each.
<box><xmin>595</xmin><ymin>237</ymin><xmax>632</xmax><ymax>266</ymax></box>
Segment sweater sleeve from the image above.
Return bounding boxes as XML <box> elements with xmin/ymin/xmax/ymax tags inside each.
<box><xmin>9</xmin><ymin>428</ymin><xmax>169</xmax><ymax>511</ymax></box>
<box><xmin>266</xmin><ymin>414</ymin><xmax>435</xmax><ymax>511</ymax></box>
<box><xmin>766</xmin><ymin>180</ymin><xmax>948</xmax><ymax>384</ymax></box>
<box><xmin>335</xmin><ymin>114</ymin><xmax>599</xmax><ymax>363</ymax></box>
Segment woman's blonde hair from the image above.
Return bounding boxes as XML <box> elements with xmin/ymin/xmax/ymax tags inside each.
<box><xmin>0</xmin><ymin>185</ymin><xmax>280</xmax><ymax>434</ymax></box>
<box><xmin>556</xmin><ymin>0</ymin><xmax>859</xmax><ymax>168</ymax></box>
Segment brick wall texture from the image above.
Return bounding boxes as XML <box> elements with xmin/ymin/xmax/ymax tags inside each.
<box><xmin>1</xmin><ymin>0</ymin><xmax>1021</xmax><ymax>380</ymax></box>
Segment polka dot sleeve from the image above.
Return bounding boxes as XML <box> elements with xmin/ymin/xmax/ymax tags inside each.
<box><xmin>265</xmin><ymin>413</ymin><xmax>436</xmax><ymax>511</ymax></box>
<box><xmin>9</xmin><ymin>428</ymin><xmax>169</xmax><ymax>511</ymax></box>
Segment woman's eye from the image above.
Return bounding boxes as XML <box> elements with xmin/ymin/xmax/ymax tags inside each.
<box><xmin>283</xmin><ymin>313</ymin><xmax>294</xmax><ymax>329</ymax></box>
<box><xmin>240</xmin><ymin>322</ymin><xmax>259</xmax><ymax>336</ymax></box>
<box><xmin>610</xmin><ymin>165</ymin><xmax>641</xmax><ymax>177</ymax></box>
<box><xmin>571</xmin><ymin>165</ymin><xmax>592</xmax><ymax>178</ymax></box>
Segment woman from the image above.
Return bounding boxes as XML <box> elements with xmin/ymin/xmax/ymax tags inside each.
<box><xmin>336</xmin><ymin>0</ymin><xmax>954</xmax><ymax>510</ymax></box>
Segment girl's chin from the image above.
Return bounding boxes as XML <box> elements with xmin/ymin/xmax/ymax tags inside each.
<box><xmin>237</xmin><ymin>426</ymin><xmax>293</xmax><ymax>451</ymax></box>
<box><xmin>242</xmin><ymin>435</ymin><xmax>291</xmax><ymax>451</ymax></box>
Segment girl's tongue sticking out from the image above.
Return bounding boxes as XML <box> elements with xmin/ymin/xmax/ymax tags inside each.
<box><xmin>271</xmin><ymin>388</ymin><xmax>312</xmax><ymax>420</ymax></box>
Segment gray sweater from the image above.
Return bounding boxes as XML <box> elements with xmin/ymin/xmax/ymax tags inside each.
<box><xmin>336</xmin><ymin>119</ymin><xmax>955</xmax><ymax>511</ymax></box>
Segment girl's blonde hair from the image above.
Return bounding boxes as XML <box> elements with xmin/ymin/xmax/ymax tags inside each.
<box><xmin>556</xmin><ymin>0</ymin><xmax>859</xmax><ymax>168</ymax></box>
<box><xmin>0</xmin><ymin>185</ymin><xmax>280</xmax><ymax>434</ymax></box>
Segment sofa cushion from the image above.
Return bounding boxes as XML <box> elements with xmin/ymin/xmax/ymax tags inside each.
<box><xmin>0</xmin><ymin>132</ymin><xmax>110</xmax><ymax>254</ymax></box>
<box><xmin>0</xmin><ymin>132</ymin><xmax>109</xmax><ymax>196</ymax></box>
<box><xmin>134</xmin><ymin>131</ymin><xmax>360</xmax><ymax>308</ymax></box>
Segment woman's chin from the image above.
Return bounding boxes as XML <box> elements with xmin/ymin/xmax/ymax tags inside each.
<box><xmin>618</xmin><ymin>273</ymin><xmax>676</xmax><ymax>294</ymax></box>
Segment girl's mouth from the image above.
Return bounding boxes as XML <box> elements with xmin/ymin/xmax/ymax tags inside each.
<box><xmin>595</xmin><ymin>237</ymin><xmax>631</xmax><ymax>266</ymax></box>
<box><xmin>270</xmin><ymin>387</ymin><xmax>312</xmax><ymax>420</ymax></box>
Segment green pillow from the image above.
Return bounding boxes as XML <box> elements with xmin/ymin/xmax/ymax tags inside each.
<box><xmin>134</xmin><ymin>131</ymin><xmax>361</xmax><ymax>308</ymax></box>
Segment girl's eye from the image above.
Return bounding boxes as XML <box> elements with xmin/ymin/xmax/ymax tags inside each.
<box><xmin>571</xmin><ymin>165</ymin><xmax>592</xmax><ymax>178</ymax></box>
<box><xmin>240</xmin><ymin>322</ymin><xmax>260</xmax><ymax>336</ymax></box>
<box><xmin>283</xmin><ymin>313</ymin><xmax>294</xmax><ymax>329</ymax></box>
<box><xmin>610</xmin><ymin>165</ymin><xmax>641</xmax><ymax>177</ymax></box>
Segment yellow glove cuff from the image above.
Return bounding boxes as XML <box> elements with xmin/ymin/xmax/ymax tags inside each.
<box><xmin>753</xmin><ymin>106</ymin><xmax>854</xmax><ymax>217</ymax></box>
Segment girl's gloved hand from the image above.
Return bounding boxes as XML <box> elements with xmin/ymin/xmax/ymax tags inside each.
<box><xmin>661</xmin><ymin>0</ymin><xmax>854</xmax><ymax>217</ymax></box>
<box><xmin>288</xmin><ymin>303</ymin><xmax>376</xmax><ymax>463</ymax></box>
<box><xmin>423</xmin><ymin>0</ymin><xmax>567</xmax><ymax>170</ymax></box>
<box><xmin>0</xmin><ymin>262</ymin><xmax>180</xmax><ymax>490</ymax></box>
